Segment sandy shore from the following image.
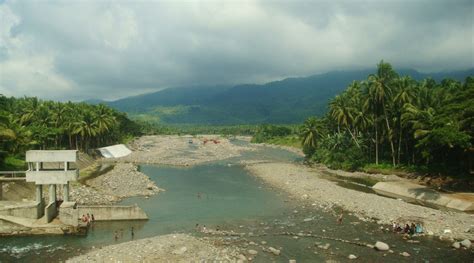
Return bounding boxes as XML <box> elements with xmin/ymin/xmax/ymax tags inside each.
<box><xmin>113</xmin><ymin>135</ymin><xmax>254</xmax><ymax>166</ymax></box>
<box><xmin>66</xmin><ymin>234</ymin><xmax>244</xmax><ymax>262</ymax></box>
<box><xmin>245</xmin><ymin>162</ymin><xmax>474</xmax><ymax>241</ymax></box>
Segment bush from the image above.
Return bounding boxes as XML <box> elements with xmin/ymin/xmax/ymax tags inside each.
<box><xmin>311</xmin><ymin>132</ymin><xmax>367</xmax><ymax>171</ymax></box>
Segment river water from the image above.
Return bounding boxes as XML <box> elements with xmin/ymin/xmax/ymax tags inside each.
<box><xmin>0</xmin><ymin>143</ymin><xmax>472</xmax><ymax>262</ymax></box>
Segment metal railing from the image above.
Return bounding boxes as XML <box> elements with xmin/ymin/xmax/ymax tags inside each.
<box><xmin>0</xmin><ymin>171</ymin><xmax>26</xmax><ymax>178</ymax></box>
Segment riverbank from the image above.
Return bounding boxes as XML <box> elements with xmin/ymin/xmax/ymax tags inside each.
<box><xmin>66</xmin><ymin>234</ymin><xmax>243</xmax><ymax>262</ymax></box>
<box><xmin>113</xmin><ymin>135</ymin><xmax>253</xmax><ymax>166</ymax></box>
<box><xmin>70</xmin><ymin>163</ymin><xmax>162</xmax><ymax>205</ymax></box>
<box><xmin>245</xmin><ymin>162</ymin><xmax>474</xmax><ymax>241</ymax></box>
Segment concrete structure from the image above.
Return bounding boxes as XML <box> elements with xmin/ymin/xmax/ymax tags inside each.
<box><xmin>25</xmin><ymin>150</ymin><xmax>79</xmax><ymax>222</ymax></box>
<box><xmin>373</xmin><ymin>181</ymin><xmax>474</xmax><ymax>212</ymax></box>
<box><xmin>77</xmin><ymin>204</ymin><xmax>148</xmax><ymax>221</ymax></box>
<box><xmin>98</xmin><ymin>144</ymin><xmax>132</xmax><ymax>158</ymax></box>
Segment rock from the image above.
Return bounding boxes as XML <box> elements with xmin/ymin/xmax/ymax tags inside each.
<box><xmin>318</xmin><ymin>243</ymin><xmax>331</xmax><ymax>250</ymax></box>
<box><xmin>261</xmin><ymin>241</ymin><xmax>267</xmax><ymax>245</ymax></box>
<box><xmin>374</xmin><ymin>241</ymin><xmax>390</xmax><ymax>251</ymax></box>
<box><xmin>238</xmin><ymin>254</ymin><xmax>247</xmax><ymax>261</ymax></box>
<box><xmin>268</xmin><ymin>247</ymin><xmax>281</xmax><ymax>256</ymax></box>
<box><xmin>248</xmin><ymin>249</ymin><xmax>258</xmax><ymax>255</ymax></box>
<box><xmin>452</xmin><ymin>242</ymin><xmax>461</xmax><ymax>249</ymax></box>
<box><xmin>460</xmin><ymin>239</ymin><xmax>471</xmax><ymax>249</ymax></box>
<box><xmin>289</xmin><ymin>260</ymin><xmax>296</xmax><ymax>263</ymax></box>
<box><xmin>303</xmin><ymin>218</ymin><xmax>313</xmax><ymax>222</ymax></box>
<box><xmin>348</xmin><ymin>254</ymin><xmax>357</xmax><ymax>259</ymax></box>
<box><xmin>401</xmin><ymin>252</ymin><xmax>410</xmax><ymax>257</ymax></box>
<box><xmin>443</xmin><ymin>229</ymin><xmax>452</xmax><ymax>234</ymax></box>
<box><xmin>172</xmin><ymin>246</ymin><xmax>187</xmax><ymax>255</ymax></box>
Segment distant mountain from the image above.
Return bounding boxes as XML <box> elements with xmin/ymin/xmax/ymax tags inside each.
<box><xmin>105</xmin><ymin>68</ymin><xmax>474</xmax><ymax>125</ymax></box>
<box><xmin>82</xmin><ymin>98</ymin><xmax>107</xmax><ymax>105</ymax></box>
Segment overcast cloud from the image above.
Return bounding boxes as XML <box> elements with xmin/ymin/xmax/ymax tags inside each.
<box><xmin>0</xmin><ymin>0</ymin><xmax>472</xmax><ymax>101</ymax></box>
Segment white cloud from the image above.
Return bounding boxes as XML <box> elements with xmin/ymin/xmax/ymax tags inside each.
<box><xmin>0</xmin><ymin>0</ymin><xmax>472</xmax><ymax>101</ymax></box>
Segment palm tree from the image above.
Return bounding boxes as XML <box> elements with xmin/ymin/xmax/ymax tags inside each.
<box><xmin>366</xmin><ymin>60</ymin><xmax>398</xmax><ymax>165</ymax></box>
<box><xmin>300</xmin><ymin>117</ymin><xmax>323</xmax><ymax>152</ymax></box>
<box><xmin>393</xmin><ymin>76</ymin><xmax>416</xmax><ymax>164</ymax></box>
<box><xmin>93</xmin><ymin>104</ymin><xmax>117</xmax><ymax>146</ymax></box>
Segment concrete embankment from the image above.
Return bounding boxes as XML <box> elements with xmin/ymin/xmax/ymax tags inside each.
<box><xmin>77</xmin><ymin>205</ymin><xmax>148</xmax><ymax>221</ymax></box>
<box><xmin>372</xmin><ymin>181</ymin><xmax>474</xmax><ymax>212</ymax></box>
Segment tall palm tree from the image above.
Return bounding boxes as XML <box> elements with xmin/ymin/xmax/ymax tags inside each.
<box><xmin>393</xmin><ymin>76</ymin><xmax>416</xmax><ymax>164</ymax></box>
<box><xmin>366</xmin><ymin>60</ymin><xmax>398</xmax><ymax>165</ymax></box>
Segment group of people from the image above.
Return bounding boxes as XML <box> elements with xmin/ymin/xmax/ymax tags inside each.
<box><xmin>81</xmin><ymin>213</ymin><xmax>94</xmax><ymax>224</ymax></box>
<box><xmin>392</xmin><ymin>221</ymin><xmax>424</xmax><ymax>235</ymax></box>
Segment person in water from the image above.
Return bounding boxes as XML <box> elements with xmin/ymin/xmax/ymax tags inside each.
<box><xmin>114</xmin><ymin>231</ymin><xmax>119</xmax><ymax>241</ymax></box>
<box><xmin>337</xmin><ymin>212</ymin><xmax>343</xmax><ymax>224</ymax></box>
<box><xmin>404</xmin><ymin>224</ymin><xmax>410</xmax><ymax>234</ymax></box>
<box><xmin>131</xmin><ymin>227</ymin><xmax>135</xmax><ymax>239</ymax></box>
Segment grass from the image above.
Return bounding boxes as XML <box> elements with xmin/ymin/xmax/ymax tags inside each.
<box><xmin>78</xmin><ymin>163</ymin><xmax>114</xmax><ymax>184</ymax></box>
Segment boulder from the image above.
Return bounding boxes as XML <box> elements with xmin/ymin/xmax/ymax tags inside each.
<box><xmin>248</xmin><ymin>249</ymin><xmax>258</xmax><ymax>255</ymax></box>
<box><xmin>401</xmin><ymin>252</ymin><xmax>410</xmax><ymax>257</ymax></box>
<box><xmin>452</xmin><ymin>242</ymin><xmax>461</xmax><ymax>249</ymax></box>
<box><xmin>348</xmin><ymin>254</ymin><xmax>357</xmax><ymax>259</ymax></box>
<box><xmin>460</xmin><ymin>239</ymin><xmax>471</xmax><ymax>249</ymax></box>
<box><xmin>374</xmin><ymin>241</ymin><xmax>390</xmax><ymax>251</ymax></box>
<box><xmin>268</xmin><ymin>247</ymin><xmax>281</xmax><ymax>256</ymax></box>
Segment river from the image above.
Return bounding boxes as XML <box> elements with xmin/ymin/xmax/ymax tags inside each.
<box><xmin>0</xmin><ymin>142</ymin><xmax>472</xmax><ymax>262</ymax></box>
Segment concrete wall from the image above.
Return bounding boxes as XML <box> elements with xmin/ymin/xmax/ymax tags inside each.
<box><xmin>26</xmin><ymin>170</ymin><xmax>78</xmax><ymax>185</ymax></box>
<box><xmin>45</xmin><ymin>202</ymin><xmax>57</xmax><ymax>223</ymax></box>
<box><xmin>373</xmin><ymin>181</ymin><xmax>474</xmax><ymax>212</ymax></box>
<box><xmin>58</xmin><ymin>202</ymin><xmax>79</xmax><ymax>227</ymax></box>
<box><xmin>0</xmin><ymin>202</ymin><xmax>43</xmax><ymax>219</ymax></box>
<box><xmin>77</xmin><ymin>205</ymin><xmax>148</xmax><ymax>221</ymax></box>
<box><xmin>26</xmin><ymin>150</ymin><xmax>78</xmax><ymax>162</ymax></box>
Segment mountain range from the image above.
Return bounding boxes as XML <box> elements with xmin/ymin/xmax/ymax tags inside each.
<box><xmin>90</xmin><ymin>68</ymin><xmax>474</xmax><ymax>125</ymax></box>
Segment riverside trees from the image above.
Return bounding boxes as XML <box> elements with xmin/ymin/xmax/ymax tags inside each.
<box><xmin>302</xmin><ymin>61</ymin><xmax>473</xmax><ymax>174</ymax></box>
<box><xmin>0</xmin><ymin>96</ymin><xmax>142</xmax><ymax>169</ymax></box>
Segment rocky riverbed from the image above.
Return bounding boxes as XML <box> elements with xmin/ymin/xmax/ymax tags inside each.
<box><xmin>245</xmin><ymin>162</ymin><xmax>474</xmax><ymax>241</ymax></box>
<box><xmin>70</xmin><ymin>163</ymin><xmax>162</xmax><ymax>205</ymax></box>
<box><xmin>112</xmin><ymin>135</ymin><xmax>254</xmax><ymax>166</ymax></box>
<box><xmin>66</xmin><ymin>234</ymin><xmax>243</xmax><ymax>262</ymax></box>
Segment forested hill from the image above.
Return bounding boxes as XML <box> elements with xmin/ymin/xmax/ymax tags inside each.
<box><xmin>105</xmin><ymin>68</ymin><xmax>474</xmax><ymax>125</ymax></box>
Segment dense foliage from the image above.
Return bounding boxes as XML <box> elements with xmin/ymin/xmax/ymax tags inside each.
<box><xmin>301</xmin><ymin>61</ymin><xmax>474</xmax><ymax>174</ymax></box>
<box><xmin>0</xmin><ymin>96</ymin><xmax>142</xmax><ymax>169</ymax></box>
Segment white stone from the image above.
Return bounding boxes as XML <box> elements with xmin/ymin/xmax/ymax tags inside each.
<box><xmin>401</xmin><ymin>252</ymin><xmax>410</xmax><ymax>257</ymax></box>
<box><xmin>268</xmin><ymin>247</ymin><xmax>281</xmax><ymax>256</ymax></box>
<box><xmin>460</xmin><ymin>239</ymin><xmax>471</xmax><ymax>249</ymax></box>
<box><xmin>248</xmin><ymin>249</ymin><xmax>258</xmax><ymax>255</ymax></box>
<box><xmin>348</xmin><ymin>254</ymin><xmax>357</xmax><ymax>259</ymax></box>
<box><xmin>452</xmin><ymin>242</ymin><xmax>461</xmax><ymax>249</ymax></box>
<box><xmin>374</xmin><ymin>241</ymin><xmax>390</xmax><ymax>251</ymax></box>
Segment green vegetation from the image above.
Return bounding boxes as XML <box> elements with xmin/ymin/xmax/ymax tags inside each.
<box><xmin>250</xmin><ymin>124</ymin><xmax>302</xmax><ymax>148</ymax></box>
<box><xmin>301</xmin><ymin>61</ymin><xmax>473</xmax><ymax>175</ymax></box>
<box><xmin>0</xmin><ymin>96</ymin><xmax>143</xmax><ymax>170</ymax></box>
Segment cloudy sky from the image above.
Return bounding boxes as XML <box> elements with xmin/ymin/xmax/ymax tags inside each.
<box><xmin>0</xmin><ymin>0</ymin><xmax>472</xmax><ymax>101</ymax></box>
